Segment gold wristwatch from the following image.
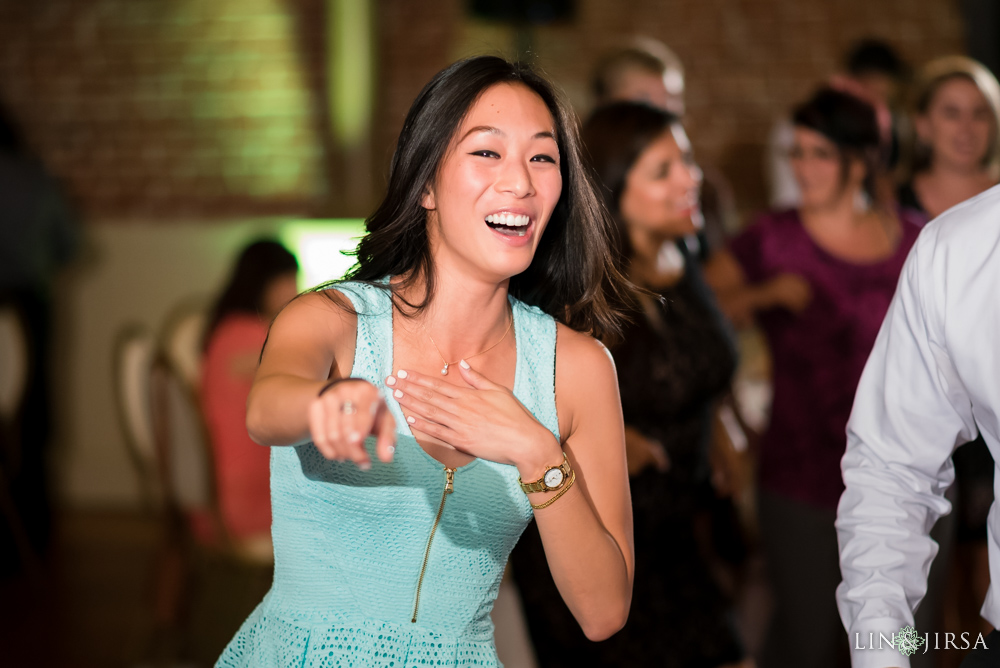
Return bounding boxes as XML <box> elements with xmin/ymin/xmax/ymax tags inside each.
<box><xmin>518</xmin><ymin>453</ymin><xmax>572</xmax><ymax>494</ymax></box>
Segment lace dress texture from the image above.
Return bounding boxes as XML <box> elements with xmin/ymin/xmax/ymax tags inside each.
<box><xmin>216</xmin><ymin>281</ymin><xmax>559</xmax><ymax>668</ymax></box>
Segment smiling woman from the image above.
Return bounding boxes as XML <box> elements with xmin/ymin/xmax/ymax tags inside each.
<box><xmin>704</xmin><ymin>87</ymin><xmax>924</xmax><ymax>668</ymax></box>
<box><xmin>215</xmin><ymin>56</ymin><xmax>636</xmax><ymax>668</ymax></box>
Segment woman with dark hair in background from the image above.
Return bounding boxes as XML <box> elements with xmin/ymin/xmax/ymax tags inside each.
<box><xmin>898</xmin><ymin>55</ymin><xmax>1000</xmax><ymax>651</ymax></box>
<box><xmin>590</xmin><ymin>38</ymin><xmax>739</xmax><ymax>264</ymax></box>
<box><xmin>767</xmin><ymin>39</ymin><xmax>910</xmax><ymax>210</ymax></box>
<box><xmin>198</xmin><ymin>239</ymin><xmax>298</xmax><ymax>560</ymax></box>
<box><xmin>216</xmin><ymin>56</ymin><xmax>635</xmax><ymax>667</ymax></box>
<box><xmin>511</xmin><ymin>101</ymin><xmax>749</xmax><ymax>668</ymax></box>
<box><xmin>705</xmin><ymin>88</ymin><xmax>922</xmax><ymax>668</ymax></box>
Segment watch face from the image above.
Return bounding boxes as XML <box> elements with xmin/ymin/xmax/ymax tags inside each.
<box><xmin>543</xmin><ymin>468</ymin><xmax>564</xmax><ymax>489</ymax></box>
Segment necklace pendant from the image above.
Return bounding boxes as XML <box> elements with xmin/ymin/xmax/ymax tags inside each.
<box><xmin>441</xmin><ymin>363</ymin><xmax>449</xmax><ymax>375</ymax></box>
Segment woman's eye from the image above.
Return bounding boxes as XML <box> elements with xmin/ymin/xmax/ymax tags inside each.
<box><xmin>531</xmin><ymin>153</ymin><xmax>557</xmax><ymax>164</ymax></box>
<box><xmin>470</xmin><ymin>150</ymin><xmax>500</xmax><ymax>158</ymax></box>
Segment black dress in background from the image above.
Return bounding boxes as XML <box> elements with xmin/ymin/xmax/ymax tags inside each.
<box><xmin>510</xmin><ymin>245</ymin><xmax>745</xmax><ymax>667</ymax></box>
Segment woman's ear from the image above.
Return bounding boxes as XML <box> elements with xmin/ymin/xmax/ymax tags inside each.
<box><xmin>421</xmin><ymin>183</ymin><xmax>436</xmax><ymax>210</ymax></box>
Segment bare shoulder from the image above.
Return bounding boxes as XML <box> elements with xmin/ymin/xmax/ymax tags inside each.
<box><xmin>261</xmin><ymin>288</ymin><xmax>360</xmax><ymax>380</ymax></box>
<box><xmin>554</xmin><ymin>323</ymin><xmax>621</xmax><ymax>438</ymax></box>
<box><xmin>555</xmin><ymin>323</ymin><xmax>616</xmax><ymax>378</ymax></box>
<box><xmin>274</xmin><ymin>289</ymin><xmax>356</xmax><ymax>336</ymax></box>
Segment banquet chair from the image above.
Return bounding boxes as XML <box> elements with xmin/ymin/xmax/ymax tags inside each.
<box><xmin>159</xmin><ymin>299</ymin><xmax>210</xmax><ymax>394</ymax></box>
<box><xmin>148</xmin><ymin>343</ymin><xmax>272</xmax><ymax>660</ymax></box>
<box><xmin>0</xmin><ymin>303</ymin><xmax>38</xmax><ymax>574</ymax></box>
<box><xmin>112</xmin><ymin>324</ymin><xmax>160</xmax><ymax>510</ymax></box>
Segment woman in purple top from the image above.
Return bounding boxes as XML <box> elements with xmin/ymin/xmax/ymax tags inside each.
<box><xmin>705</xmin><ymin>88</ymin><xmax>922</xmax><ymax>668</ymax></box>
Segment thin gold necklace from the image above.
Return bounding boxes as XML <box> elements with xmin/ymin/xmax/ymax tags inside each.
<box><xmin>420</xmin><ymin>303</ymin><xmax>513</xmax><ymax>375</ymax></box>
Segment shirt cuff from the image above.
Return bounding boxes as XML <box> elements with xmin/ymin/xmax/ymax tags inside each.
<box><xmin>848</xmin><ymin>617</ymin><xmax>915</xmax><ymax>668</ymax></box>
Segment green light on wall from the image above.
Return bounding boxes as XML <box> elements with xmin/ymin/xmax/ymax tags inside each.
<box><xmin>279</xmin><ymin>218</ymin><xmax>367</xmax><ymax>290</ymax></box>
<box><xmin>329</xmin><ymin>0</ymin><xmax>373</xmax><ymax>148</ymax></box>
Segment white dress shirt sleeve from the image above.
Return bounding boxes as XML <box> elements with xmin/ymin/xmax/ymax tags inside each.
<box><xmin>836</xmin><ymin>230</ymin><xmax>979</xmax><ymax>668</ymax></box>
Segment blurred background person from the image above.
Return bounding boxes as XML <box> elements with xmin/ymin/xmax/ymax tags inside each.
<box><xmin>511</xmin><ymin>101</ymin><xmax>749</xmax><ymax>668</ymax></box>
<box><xmin>592</xmin><ymin>38</ymin><xmax>738</xmax><ymax>263</ymax></box>
<box><xmin>591</xmin><ymin>36</ymin><xmax>687</xmax><ymax>115</ymax></box>
<box><xmin>898</xmin><ymin>56</ymin><xmax>1000</xmax><ymax>217</ymax></box>
<box><xmin>198</xmin><ymin>239</ymin><xmax>298</xmax><ymax>561</ymax></box>
<box><xmin>897</xmin><ymin>55</ymin><xmax>1000</xmax><ymax>657</ymax></box>
<box><xmin>767</xmin><ymin>38</ymin><xmax>910</xmax><ymax>210</ymax></box>
<box><xmin>705</xmin><ymin>87</ymin><xmax>922</xmax><ymax>668</ymax></box>
<box><xmin>0</xmin><ymin>103</ymin><xmax>78</xmax><ymax>575</ymax></box>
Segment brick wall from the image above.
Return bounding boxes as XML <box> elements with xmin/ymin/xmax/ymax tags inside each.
<box><xmin>439</xmin><ymin>0</ymin><xmax>966</xmax><ymax>217</ymax></box>
<box><xmin>0</xmin><ymin>0</ymin><xmax>966</xmax><ymax>221</ymax></box>
<box><xmin>0</xmin><ymin>0</ymin><xmax>329</xmax><ymax>219</ymax></box>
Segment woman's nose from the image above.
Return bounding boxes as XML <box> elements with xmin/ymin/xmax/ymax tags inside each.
<box><xmin>495</xmin><ymin>158</ymin><xmax>534</xmax><ymax>197</ymax></box>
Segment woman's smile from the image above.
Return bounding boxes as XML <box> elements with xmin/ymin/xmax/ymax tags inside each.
<box><xmin>423</xmin><ymin>82</ymin><xmax>563</xmax><ymax>278</ymax></box>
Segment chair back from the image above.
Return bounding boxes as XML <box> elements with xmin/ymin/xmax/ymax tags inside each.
<box><xmin>0</xmin><ymin>305</ymin><xmax>29</xmax><ymax>423</ymax></box>
<box><xmin>150</xmin><ymin>355</ymin><xmax>215</xmax><ymax>514</ymax></box>
<box><xmin>113</xmin><ymin>324</ymin><xmax>160</xmax><ymax>506</ymax></box>
<box><xmin>160</xmin><ymin>301</ymin><xmax>209</xmax><ymax>394</ymax></box>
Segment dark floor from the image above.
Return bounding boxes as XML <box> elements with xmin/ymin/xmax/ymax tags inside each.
<box><xmin>0</xmin><ymin>510</ymin><xmax>271</xmax><ymax>668</ymax></box>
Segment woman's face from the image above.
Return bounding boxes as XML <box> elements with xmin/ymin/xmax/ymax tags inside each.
<box><xmin>261</xmin><ymin>271</ymin><xmax>299</xmax><ymax>320</ymax></box>
<box><xmin>422</xmin><ymin>82</ymin><xmax>563</xmax><ymax>282</ymax></box>
<box><xmin>917</xmin><ymin>77</ymin><xmax>995</xmax><ymax>172</ymax></box>
<box><xmin>790</xmin><ymin>127</ymin><xmax>863</xmax><ymax>209</ymax></box>
<box><xmin>618</xmin><ymin>126</ymin><xmax>702</xmax><ymax>240</ymax></box>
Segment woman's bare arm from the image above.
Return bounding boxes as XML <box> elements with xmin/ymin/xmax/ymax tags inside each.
<box><xmin>246</xmin><ymin>290</ymin><xmax>396</xmax><ymax>466</ymax></box>
<box><xmin>533</xmin><ymin>324</ymin><xmax>634</xmax><ymax>641</ymax></box>
<box><xmin>704</xmin><ymin>249</ymin><xmax>811</xmax><ymax>326</ymax></box>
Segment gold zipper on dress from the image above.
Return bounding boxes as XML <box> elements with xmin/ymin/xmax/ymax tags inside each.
<box><xmin>411</xmin><ymin>466</ymin><xmax>455</xmax><ymax>623</ymax></box>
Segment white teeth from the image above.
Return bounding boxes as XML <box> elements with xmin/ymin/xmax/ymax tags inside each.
<box><xmin>485</xmin><ymin>213</ymin><xmax>530</xmax><ymax>227</ymax></box>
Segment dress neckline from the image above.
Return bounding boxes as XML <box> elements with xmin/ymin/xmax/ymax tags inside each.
<box><xmin>384</xmin><ymin>292</ymin><xmax>522</xmax><ymax>472</ymax></box>
<box><xmin>791</xmin><ymin>207</ymin><xmax>909</xmax><ymax>269</ymax></box>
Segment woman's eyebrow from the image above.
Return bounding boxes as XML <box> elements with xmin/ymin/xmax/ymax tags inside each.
<box><xmin>459</xmin><ymin>126</ymin><xmax>558</xmax><ymax>142</ymax></box>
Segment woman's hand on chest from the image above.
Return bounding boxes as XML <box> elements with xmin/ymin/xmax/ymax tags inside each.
<box><xmin>386</xmin><ymin>362</ymin><xmax>561</xmax><ymax>478</ymax></box>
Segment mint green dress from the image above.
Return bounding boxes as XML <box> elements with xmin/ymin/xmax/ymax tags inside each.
<box><xmin>216</xmin><ymin>281</ymin><xmax>559</xmax><ymax>667</ymax></box>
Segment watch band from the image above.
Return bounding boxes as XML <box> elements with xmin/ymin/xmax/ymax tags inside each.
<box><xmin>531</xmin><ymin>469</ymin><xmax>576</xmax><ymax>510</ymax></box>
<box><xmin>518</xmin><ymin>453</ymin><xmax>571</xmax><ymax>494</ymax></box>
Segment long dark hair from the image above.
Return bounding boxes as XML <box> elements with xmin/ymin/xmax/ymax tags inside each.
<box><xmin>206</xmin><ymin>239</ymin><xmax>298</xmax><ymax>346</ymax></box>
<box><xmin>581</xmin><ymin>102</ymin><xmax>680</xmax><ymax>269</ymax></box>
<box><xmin>326</xmin><ymin>55</ymin><xmax>631</xmax><ymax>341</ymax></box>
<box><xmin>792</xmin><ymin>87</ymin><xmax>882</xmax><ymax>203</ymax></box>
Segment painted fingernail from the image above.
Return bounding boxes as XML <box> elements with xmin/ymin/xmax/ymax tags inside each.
<box><xmin>369</xmin><ymin>402</ymin><xmax>379</xmax><ymax>416</ymax></box>
<box><xmin>397</xmin><ymin>369</ymin><xmax>408</xmax><ymax>379</ymax></box>
<box><xmin>387</xmin><ymin>445</ymin><xmax>396</xmax><ymax>455</ymax></box>
<box><xmin>386</xmin><ymin>376</ymin><xmax>396</xmax><ymax>386</ymax></box>
<box><xmin>358</xmin><ymin>461</ymin><xmax>371</xmax><ymax>471</ymax></box>
<box><xmin>459</xmin><ymin>359</ymin><xmax>470</xmax><ymax>369</ymax></box>
<box><xmin>348</xmin><ymin>431</ymin><xmax>362</xmax><ymax>442</ymax></box>
<box><xmin>406</xmin><ymin>416</ymin><xmax>415</xmax><ymax>424</ymax></box>
<box><xmin>394</xmin><ymin>389</ymin><xmax>403</xmax><ymax>398</ymax></box>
